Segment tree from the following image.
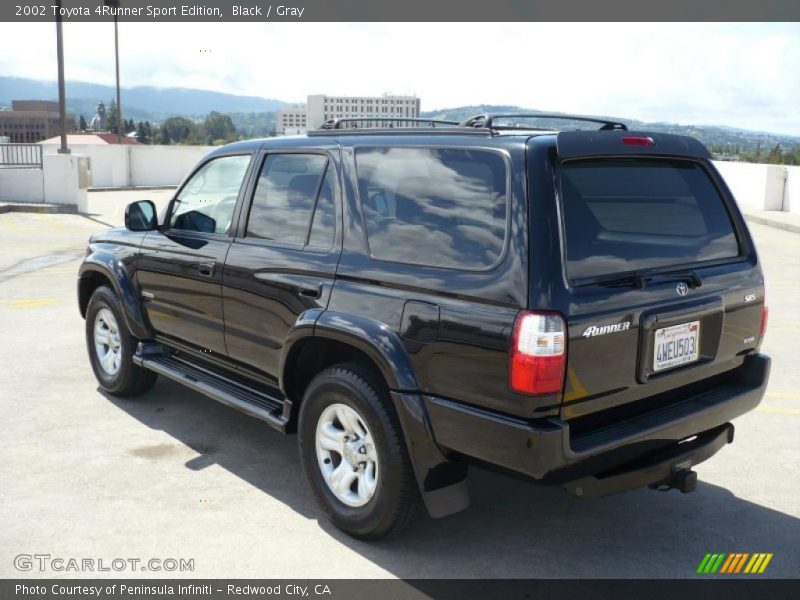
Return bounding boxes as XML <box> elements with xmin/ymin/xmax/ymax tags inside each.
<box><xmin>124</xmin><ymin>118</ymin><xmax>136</xmax><ymax>134</ymax></box>
<box><xmin>158</xmin><ymin>126</ymin><xmax>171</xmax><ymax>145</ymax></box>
<box><xmin>106</xmin><ymin>99</ymin><xmax>119</xmax><ymax>134</ymax></box>
<box><xmin>203</xmin><ymin>111</ymin><xmax>236</xmax><ymax>142</ymax></box>
<box><xmin>78</xmin><ymin>115</ymin><xmax>88</xmax><ymax>131</ymax></box>
<box><xmin>766</xmin><ymin>144</ymin><xmax>783</xmax><ymax>165</ymax></box>
<box><xmin>161</xmin><ymin>116</ymin><xmax>196</xmax><ymax>144</ymax></box>
<box><xmin>136</xmin><ymin>120</ymin><xmax>152</xmax><ymax>144</ymax></box>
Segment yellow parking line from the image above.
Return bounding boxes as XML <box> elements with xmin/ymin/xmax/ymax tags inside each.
<box><xmin>7</xmin><ymin>297</ymin><xmax>59</xmax><ymax>308</ymax></box>
<box><xmin>757</xmin><ymin>405</ymin><xmax>800</xmax><ymax>416</ymax></box>
<box><xmin>38</xmin><ymin>214</ymin><xmax>66</xmax><ymax>230</ymax></box>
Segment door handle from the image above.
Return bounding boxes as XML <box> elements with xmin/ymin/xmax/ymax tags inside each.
<box><xmin>196</xmin><ymin>262</ymin><xmax>215</xmax><ymax>277</ymax></box>
<box><xmin>297</xmin><ymin>284</ymin><xmax>322</xmax><ymax>299</ymax></box>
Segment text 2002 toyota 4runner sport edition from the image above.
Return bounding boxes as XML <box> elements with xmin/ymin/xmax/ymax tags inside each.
<box><xmin>78</xmin><ymin>114</ymin><xmax>770</xmax><ymax>539</ymax></box>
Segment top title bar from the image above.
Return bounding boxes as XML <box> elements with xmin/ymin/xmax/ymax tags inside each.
<box><xmin>4</xmin><ymin>0</ymin><xmax>800</xmax><ymax>22</ymax></box>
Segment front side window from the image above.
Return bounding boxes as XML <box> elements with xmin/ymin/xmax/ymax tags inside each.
<box><xmin>246</xmin><ymin>153</ymin><xmax>335</xmax><ymax>249</ymax></box>
<box><xmin>355</xmin><ymin>147</ymin><xmax>508</xmax><ymax>269</ymax></box>
<box><xmin>169</xmin><ymin>154</ymin><xmax>251</xmax><ymax>235</ymax></box>
<box><xmin>559</xmin><ymin>159</ymin><xmax>741</xmax><ymax>281</ymax></box>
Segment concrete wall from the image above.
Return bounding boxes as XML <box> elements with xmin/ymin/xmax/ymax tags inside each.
<box><xmin>712</xmin><ymin>161</ymin><xmax>792</xmax><ymax>213</ymax></box>
<box><xmin>784</xmin><ymin>166</ymin><xmax>800</xmax><ymax>214</ymax></box>
<box><xmin>40</xmin><ymin>143</ymin><xmax>212</xmax><ymax>188</ymax></box>
<box><xmin>42</xmin><ymin>154</ymin><xmax>89</xmax><ymax>211</ymax></box>
<box><xmin>0</xmin><ymin>168</ymin><xmax>44</xmax><ymax>203</ymax></box>
<box><xmin>129</xmin><ymin>145</ymin><xmax>212</xmax><ymax>187</ymax></box>
<box><xmin>41</xmin><ymin>143</ymin><xmax>128</xmax><ymax>188</ymax></box>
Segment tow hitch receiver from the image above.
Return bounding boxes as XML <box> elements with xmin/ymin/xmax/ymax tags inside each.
<box><xmin>649</xmin><ymin>468</ymin><xmax>698</xmax><ymax>494</ymax></box>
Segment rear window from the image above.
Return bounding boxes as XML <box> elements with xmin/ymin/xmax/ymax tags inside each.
<box><xmin>559</xmin><ymin>159</ymin><xmax>741</xmax><ymax>281</ymax></box>
<box><xmin>355</xmin><ymin>147</ymin><xmax>508</xmax><ymax>270</ymax></box>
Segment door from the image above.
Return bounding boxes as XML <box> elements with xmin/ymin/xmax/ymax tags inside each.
<box><xmin>223</xmin><ymin>150</ymin><xmax>341</xmax><ymax>383</ymax></box>
<box><xmin>137</xmin><ymin>153</ymin><xmax>254</xmax><ymax>355</ymax></box>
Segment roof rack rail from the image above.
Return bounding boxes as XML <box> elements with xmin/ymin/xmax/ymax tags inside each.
<box><xmin>317</xmin><ymin>117</ymin><xmax>461</xmax><ymax>130</ymax></box>
<box><xmin>460</xmin><ymin>113</ymin><xmax>628</xmax><ymax>131</ymax></box>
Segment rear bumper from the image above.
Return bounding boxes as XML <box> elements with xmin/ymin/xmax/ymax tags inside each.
<box><xmin>425</xmin><ymin>354</ymin><xmax>769</xmax><ymax>496</ymax></box>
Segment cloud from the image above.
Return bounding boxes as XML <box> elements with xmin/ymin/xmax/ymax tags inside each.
<box><xmin>0</xmin><ymin>22</ymin><xmax>798</xmax><ymax>134</ymax></box>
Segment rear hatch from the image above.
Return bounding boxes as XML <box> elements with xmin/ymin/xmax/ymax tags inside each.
<box><xmin>550</xmin><ymin>131</ymin><xmax>766</xmax><ymax>431</ymax></box>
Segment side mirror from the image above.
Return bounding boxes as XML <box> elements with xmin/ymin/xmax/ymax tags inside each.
<box><xmin>124</xmin><ymin>200</ymin><xmax>158</xmax><ymax>231</ymax></box>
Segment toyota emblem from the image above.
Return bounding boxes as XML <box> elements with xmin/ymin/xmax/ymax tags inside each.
<box><xmin>676</xmin><ymin>282</ymin><xmax>689</xmax><ymax>296</ymax></box>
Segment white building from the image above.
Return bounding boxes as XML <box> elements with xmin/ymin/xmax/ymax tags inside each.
<box><xmin>275</xmin><ymin>106</ymin><xmax>308</xmax><ymax>135</ymax></box>
<box><xmin>277</xmin><ymin>94</ymin><xmax>421</xmax><ymax>134</ymax></box>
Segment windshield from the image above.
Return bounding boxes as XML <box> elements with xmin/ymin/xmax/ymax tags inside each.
<box><xmin>559</xmin><ymin>158</ymin><xmax>741</xmax><ymax>282</ymax></box>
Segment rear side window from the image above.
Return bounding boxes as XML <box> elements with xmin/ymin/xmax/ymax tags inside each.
<box><xmin>246</xmin><ymin>153</ymin><xmax>335</xmax><ymax>249</ymax></box>
<box><xmin>355</xmin><ymin>147</ymin><xmax>508</xmax><ymax>270</ymax></box>
<box><xmin>559</xmin><ymin>159</ymin><xmax>740</xmax><ymax>281</ymax></box>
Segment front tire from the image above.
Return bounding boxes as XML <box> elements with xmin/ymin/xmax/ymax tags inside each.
<box><xmin>85</xmin><ymin>285</ymin><xmax>157</xmax><ymax>397</ymax></box>
<box><xmin>298</xmin><ymin>364</ymin><xmax>421</xmax><ymax>539</ymax></box>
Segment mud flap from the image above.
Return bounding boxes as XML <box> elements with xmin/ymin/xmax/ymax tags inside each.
<box><xmin>391</xmin><ymin>391</ymin><xmax>470</xmax><ymax>518</ymax></box>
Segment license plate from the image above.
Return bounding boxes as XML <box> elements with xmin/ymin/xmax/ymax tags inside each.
<box><xmin>653</xmin><ymin>321</ymin><xmax>700</xmax><ymax>372</ymax></box>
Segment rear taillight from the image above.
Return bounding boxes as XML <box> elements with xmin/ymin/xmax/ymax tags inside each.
<box><xmin>509</xmin><ymin>311</ymin><xmax>567</xmax><ymax>395</ymax></box>
<box><xmin>760</xmin><ymin>304</ymin><xmax>768</xmax><ymax>337</ymax></box>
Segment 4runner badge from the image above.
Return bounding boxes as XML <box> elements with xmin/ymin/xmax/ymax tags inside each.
<box><xmin>582</xmin><ymin>322</ymin><xmax>631</xmax><ymax>338</ymax></box>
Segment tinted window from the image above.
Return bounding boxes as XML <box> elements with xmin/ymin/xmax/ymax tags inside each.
<box><xmin>355</xmin><ymin>147</ymin><xmax>508</xmax><ymax>269</ymax></box>
<box><xmin>170</xmin><ymin>154</ymin><xmax>251</xmax><ymax>234</ymax></box>
<box><xmin>560</xmin><ymin>159</ymin><xmax>740</xmax><ymax>281</ymax></box>
<box><xmin>247</xmin><ymin>154</ymin><xmax>328</xmax><ymax>245</ymax></box>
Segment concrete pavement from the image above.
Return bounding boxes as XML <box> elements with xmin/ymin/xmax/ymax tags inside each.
<box><xmin>0</xmin><ymin>192</ymin><xmax>798</xmax><ymax>579</ymax></box>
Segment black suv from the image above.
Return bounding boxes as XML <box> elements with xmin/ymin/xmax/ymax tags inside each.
<box><xmin>78</xmin><ymin>114</ymin><xmax>770</xmax><ymax>539</ymax></box>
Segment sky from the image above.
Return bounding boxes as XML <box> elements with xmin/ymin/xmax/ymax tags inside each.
<box><xmin>0</xmin><ymin>22</ymin><xmax>798</xmax><ymax>135</ymax></box>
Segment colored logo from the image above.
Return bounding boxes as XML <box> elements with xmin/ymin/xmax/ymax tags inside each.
<box><xmin>696</xmin><ymin>553</ymin><xmax>773</xmax><ymax>574</ymax></box>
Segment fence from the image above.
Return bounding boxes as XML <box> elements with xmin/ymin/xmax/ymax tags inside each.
<box><xmin>0</xmin><ymin>143</ymin><xmax>43</xmax><ymax>168</ymax></box>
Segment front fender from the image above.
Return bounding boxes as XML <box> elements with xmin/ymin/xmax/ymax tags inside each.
<box><xmin>79</xmin><ymin>251</ymin><xmax>152</xmax><ymax>340</ymax></box>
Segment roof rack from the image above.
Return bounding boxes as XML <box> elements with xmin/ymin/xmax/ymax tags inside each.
<box><xmin>317</xmin><ymin>117</ymin><xmax>461</xmax><ymax>130</ymax></box>
<box><xmin>460</xmin><ymin>113</ymin><xmax>628</xmax><ymax>131</ymax></box>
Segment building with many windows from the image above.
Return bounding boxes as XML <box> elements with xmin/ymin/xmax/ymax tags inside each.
<box><xmin>275</xmin><ymin>106</ymin><xmax>308</xmax><ymax>135</ymax></box>
<box><xmin>0</xmin><ymin>100</ymin><xmax>75</xmax><ymax>143</ymax></box>
<box><xmin>276</xmin><ymin>94</ymin><xmax>421</xmax><ymax>134</ymax></box>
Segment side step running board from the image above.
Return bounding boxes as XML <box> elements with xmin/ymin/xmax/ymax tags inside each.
<box><xmin>133</xmin><ymin>349</ymin><xmax>288</xmax><ymax>432</ymax></box>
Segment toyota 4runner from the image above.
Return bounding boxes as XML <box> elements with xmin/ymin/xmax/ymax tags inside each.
<box><xmin>78</xmin><ymin>114</ymin><xmax>770</xmax><ymax>539</ymax></box>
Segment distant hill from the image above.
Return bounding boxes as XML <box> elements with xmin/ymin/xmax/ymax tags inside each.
<box><xmin>422</xmin><ymin>105</ymin><xmax>800</xmax><ymax>153</ymax></box>
<box><xmin>0</xmin><ymin>76</ymin><xmax>289</xmax><ymax>122</ymax></box>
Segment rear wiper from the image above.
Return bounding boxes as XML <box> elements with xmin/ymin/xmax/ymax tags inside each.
<box><xmin>590</xmin><ymin>269</ymin><xmax>703</xmax><ymax>290</ymax></box>
<box><xmin>593</xmin><ymin>273</ymin><xmax>648</xmax><ymax>289</ymax></box>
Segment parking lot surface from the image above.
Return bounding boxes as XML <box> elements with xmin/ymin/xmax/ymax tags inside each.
<box><xmin>1</xmin><ymin>191</ymin><xmax>798</xmax><ymax>579</ymax></box>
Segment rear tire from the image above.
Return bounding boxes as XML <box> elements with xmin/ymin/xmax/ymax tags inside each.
<box><xmin>298</xmin><ymin>363</ymin><xmax>421</xmax><ymax>539</ymax></box>
<box><xmin>85</xmin><ymin>285</ymin><xmax>157</xmax><ymax>397</ymax></box>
